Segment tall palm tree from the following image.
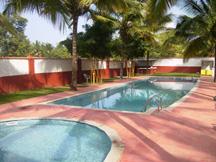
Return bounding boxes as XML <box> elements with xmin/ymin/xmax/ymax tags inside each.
<box><xmin>3</xmin><ymin>0</ymin><xmax>129</xmax><ymax>90</ymax></box>
<box><xmin>173</xmin><ymin>0</ymin><xmax>216</xmax><ymax>82</ymax></box>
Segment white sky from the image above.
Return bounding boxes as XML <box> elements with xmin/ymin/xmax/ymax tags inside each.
<box><xmin>22</xmin><ymin>13</ymin><xmax>90</xmax><ymax>46</ymax></box>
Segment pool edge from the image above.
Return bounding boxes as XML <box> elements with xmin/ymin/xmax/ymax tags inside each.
<box><xmin>162</xmin><ymin>78</ymin><xmax>201</xmax><ymax>112</ymax></box>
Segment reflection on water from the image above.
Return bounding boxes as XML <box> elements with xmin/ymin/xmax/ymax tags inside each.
<box><xmin>52</xmin><ymin>79</ymin><xmax>196</xmax><ymax>112</ymax></box>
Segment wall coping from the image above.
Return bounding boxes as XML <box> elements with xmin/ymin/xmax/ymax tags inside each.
<box><xmin>0</xmin><ymin>57</ymin><xmax>213</xmax><ymax>61</ymax></box>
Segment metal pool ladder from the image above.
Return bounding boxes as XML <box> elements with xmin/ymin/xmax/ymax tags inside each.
<box><xmin>143</xmin><ymin>94</ymin><xmax>163</xmax><ymax>112</ymax></box>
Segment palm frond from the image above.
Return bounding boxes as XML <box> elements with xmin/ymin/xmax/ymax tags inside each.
<box><xmin>176</xmin><ymin>15</ymin><xmax>208</xmax><ymax>39</ymax></box>
<box><xmin>0</xmin><ymin>14</ymin><xmax>17</xmax><ymax>35</ymax></box>
<box><xmin>209</xmin><ymin>0</ymin><xmax>216</xmax><ymax>14</ymax></box>
<box><xmin>85</xmin><ymin>0</ymin><xmax>130</xmax><ymax>13</ymax></box>
<box><xmin>90</xmin><ymin>11</ymin><xmax>120</xmax><ymax>29</ymax></box>
<box><xmin>184</xmin><ymin>36</ymin><xmax>211</xmax><ymax>58</ymax></box>
<box><xmin>3</xmin><ymin>0</ymin><xmax>69</xmax><ymax>31</ymax></box>
<box><xmin>184</xmin><ymin>0</ymin><xmax>205</xmax><ymax>16</ymax></box>
<box><xmin>147</xmin><ymin>0</ymin><xmax>177</xmax><ymax>19</ymax></box>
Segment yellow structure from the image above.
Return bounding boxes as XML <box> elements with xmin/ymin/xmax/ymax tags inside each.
<box><xmin>201</xmin><ymin>60</ymin><xmax>214</xmax><ymax>76</ymax></box>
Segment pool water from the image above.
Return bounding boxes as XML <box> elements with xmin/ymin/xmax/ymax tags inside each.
<box><xmin>0</xmin><ymin>119</ymin><xmax>111</xmax><ymax>162</ymax></box>
<box><xmin>51</xmin><ymin>78</ymin><xmax>197</xmax><ymax>112</ymax></box>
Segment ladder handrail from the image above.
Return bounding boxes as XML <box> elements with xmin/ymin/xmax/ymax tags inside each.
<box><xmin>143</xmin><ymin>94</ymin><xmax>163</xmax><ymax>112</ymax></box>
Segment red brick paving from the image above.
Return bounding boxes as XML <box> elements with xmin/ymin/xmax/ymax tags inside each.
<box><xmin>0</xmin><ymin>77</ymin><xmax>216</xmax><ymax>162</ymax></box>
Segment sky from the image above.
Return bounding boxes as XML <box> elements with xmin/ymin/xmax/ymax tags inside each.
<box><xmin>22</xmin><ymin>14</ymin><xmax>90</xmax><ymax>46</ymax></box>
<box><xmin>0</xmin><ymin>4</ymin><xmax>186</xmax><ymax>47</ymax></box>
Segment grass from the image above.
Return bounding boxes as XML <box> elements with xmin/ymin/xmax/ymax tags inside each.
<box><xmin>151</xmin><ymin>72</ymin><xmax>200</xmax><ymax>77</ymax></box>
<box><xmin>0</xmin><ymin>87</ymin><xmax>69</xmax><ymax>105</ymax></box>
<box><xmin>102</xmin><ymin>77</ymin><xmax>119</xmax><ymax>83</ymax></box>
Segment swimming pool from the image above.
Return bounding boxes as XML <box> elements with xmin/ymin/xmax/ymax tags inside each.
<box><xmin>0</xmin><ymin>119</ymin><xmax>111</xmax><ymax>162</ymax></box>
<box><xmin>51</xmin><ymin>77</ymin><xmax>197</xmax><ymax>112</ymax></box>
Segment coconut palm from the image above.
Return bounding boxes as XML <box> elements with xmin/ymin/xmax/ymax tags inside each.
<box><xmin>95</xmin><ymin>0</ymin><xmax>172</xmax><ymax>77</ymax></box>
<box><xmin>0</xmin><ymin>14</ymin><xmax>16</xmax><ymax>35</ymax></box>
<box><xmin>173</xmin><ymin>0</ymin><xmax>216</xmax><ymax>82</ymax></box>
<box><xmin>3</xmin><ymin>0</ymin><xmax>130</xmax><ymax>90</ymax></box>
<box><xmin>100</xmin><ymin>0</ymin><xmax>172</xmax><ymax>66</ymax></box>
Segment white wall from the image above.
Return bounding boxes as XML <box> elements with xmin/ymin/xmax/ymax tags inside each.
<box><xmin>136</xmin><ymin>57</ymin><xmax>214</xmax><ymax>67</ymax></box>
<box><xmin>98</xmin><ymin>60</ymin><xmax>106</xmax><ymax>69</ymax></box>
<box><xmin>110</xmin><ymin>61</ymin><xmax>121</xmax><ymax>69</ymax></box>
<box><xmin>34</xmin><ymin>59</ymin><xmax>71</xmax><ymax>74</ymax></box>
<box><xmin>0</xmin><ymin>57</ymin><xmax>214</xmax><ymax>77</ymax></box>
<box><xmin>153</xmin><ymin>58</ymin><xmax>202</xmax><ymax>67</ymax></box>
<box><xmin>0</xmin><ymin>59</ymin><xmax>29</xmax><ymax>77</ymax></box>
<box><xmin>81</xmin><ymin>59</ymin><xmax>106</xmax><ymax>70</ymax></box>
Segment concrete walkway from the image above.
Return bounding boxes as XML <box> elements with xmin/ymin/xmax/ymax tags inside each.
<box><xmin>0</xmin><ymin>77</ymin><xmax>215</xmax><ymax>162</ymax></box>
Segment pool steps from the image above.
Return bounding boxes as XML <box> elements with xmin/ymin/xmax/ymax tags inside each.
<box><xmin>143</xmin><ymin>94</ymin><xmax>163</xmax><ymax>112</ymax></box>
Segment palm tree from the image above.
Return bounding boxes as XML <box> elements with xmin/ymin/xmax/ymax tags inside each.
<box><xmin>0</xmin><ymin>14</ymin><xmax>16</xmax><ymax>35</ymax></box>
<box><xmin>173</xmin><ymin>0</ymin><xmax>216</xmax><ymax>82</ymax></box>
<box><xmin>3</xmin><ymin>0</ymin><xmax>129</xmax><ymax>90</ymax></box>
<box><xmin>101</xmin><ymin>0</ymin><xmax>172</xmax><ymax>70</ymax></box>
<box><xmin>147</xmin><ymin>0</ymin><xmax>216</xmax><ymax>82</ymax></box>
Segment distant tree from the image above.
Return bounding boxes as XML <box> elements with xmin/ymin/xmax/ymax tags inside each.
<box><xmin>61</xmin><ymin>20</ymin><xmax>115</xmax><ymax>59</ymax></box>
<box><xmin>80</xmin><ymin>21</ymin><xmax>115</xmax><ymax>59</ymax></box>
<box><xmin>31</xmin><ymin>41</ymin><xmax>70</xmax><ymax>58</ymax></box>
<box><xmin>50</xmin><ymin>44</ymin><xmax>70</xmax><ymax>58</ymax></box>
<box><xmin>31</xmin><ymin>41</ymin><xmax>53</xmax><ymax>57</ymax></box>
<box><xmin>0</xmin><ymin>15</ymin><xmax>32</xmax><ymax>56</ymax></box>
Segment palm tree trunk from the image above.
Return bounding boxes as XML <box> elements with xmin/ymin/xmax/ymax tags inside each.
<box><xmin>146</xmin><ymin>51</ymin><xmax>150</xmax><ymax>67</ymax></box>
<box><xmin>120</xmin><ymin>60</ymin><xmax>124</xmax><ymax>79</ymax></box>
<box><xmin>214</xmin><ymin>45</ymin><xmax>216</xmax><ymax>82</ymax></box>
<box><xmin>70</xmin><ymin>15</ymin><xmax>78</xmax><ymax>90</ymax></box>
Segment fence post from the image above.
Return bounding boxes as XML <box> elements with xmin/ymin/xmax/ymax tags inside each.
<box><xmin>105</xmin><ymin>59</ymin><xmax>110</xmax><ymax>79</ymax></box>
<box><xmin>28</xmin><ymin>55</ymin><xmax>35</xmax><ymax>75</ymax></box>
<box><xmin>77</xmin><ymin>58</ymin><xmax>82</xmax><ymax>83</ymax></box>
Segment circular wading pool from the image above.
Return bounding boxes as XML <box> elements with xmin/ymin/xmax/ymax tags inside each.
<box><xmin>0</xmin><ymin>119</ymin><xmax>112</xmax><ymax>162</ymax></box>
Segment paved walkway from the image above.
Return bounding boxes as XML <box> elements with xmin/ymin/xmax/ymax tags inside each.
<box><xmin>0</xmin><ymin>77</ymin><xmax>216</xmax><ymax>162</ymax></box>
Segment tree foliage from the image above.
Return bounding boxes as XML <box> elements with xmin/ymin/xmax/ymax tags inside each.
<box><xmin>61</xmin><ymin>20</ymin><xmax>115</xmax><ymax>59</ymax></box>
<box><xmin>174</xmin><ymin>0</ymin><xmax>216</xmax><ymax>81</ymax></box>
<box><xmin>0</xmin><ymin>14</ymin><xmax>70</xmax><ymax>58</ymax></box>
<box><xmin>31</xmin><ymin>41</ymin><xmax>70</xmax><ymax>58</ymax></box>
<box><xmin>0</xmin><ymin>14</ymin><xmax>31</xmax><ymax>56</ymax></box>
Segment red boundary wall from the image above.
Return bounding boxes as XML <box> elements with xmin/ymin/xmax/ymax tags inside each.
<box><xmin>0</xmin><ymin>58</ymin><xmax>202</xmax><ymax>93</ymax></box>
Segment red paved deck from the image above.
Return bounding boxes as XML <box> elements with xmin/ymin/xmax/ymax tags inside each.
<box><xmin>0</xmin><ymin>77</ymin><xmax>216</xmax><ymax>162</ymax></box>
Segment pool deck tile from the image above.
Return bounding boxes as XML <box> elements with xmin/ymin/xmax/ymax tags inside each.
<box><xmin>0</xmin><ymin>76</ymin><xmax>216</xmax><ymax>162</ymax></box>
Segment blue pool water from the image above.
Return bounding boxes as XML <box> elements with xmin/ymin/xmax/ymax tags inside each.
<box><xmin>0</xmin><ymin>119</ymin><xmax>111</xmax><ymax>162</ymax></box>
<box><xmin>51</xmin><ymin>78</ymin><xmax>197</xmax><ymax>112</ymax></box>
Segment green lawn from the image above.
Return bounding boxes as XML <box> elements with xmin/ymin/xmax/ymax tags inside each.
<box><xmin>0</xmin><ymin>87</ymin><xmax>69</xmax><ymax>105</ymax></box>
<box><xmin>151</xmin><ymin>72</ymin><xmax>200</xmax><ymax>77</ymax></box>
<box><xmin>102</xmin><ymin>77</ymin><xmax>119</xmax><ymax>83</ymax></box>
